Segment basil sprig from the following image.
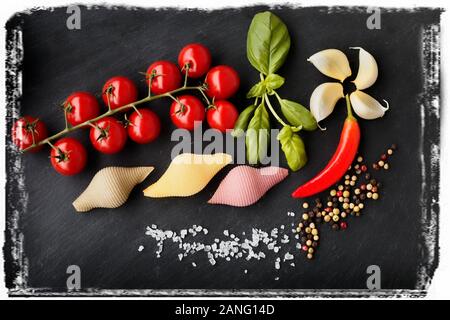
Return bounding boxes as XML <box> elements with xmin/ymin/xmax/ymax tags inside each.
<box><xmin>233</xmin><ymin>11</ymin><xmax>317</xmax><ymax>171</ymax></box>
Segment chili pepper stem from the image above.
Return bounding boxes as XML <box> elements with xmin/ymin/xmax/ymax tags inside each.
<box><xmin>21</xmin><ymin>85</ymin><xmax>203</xmax><ymax>153</ymax></box>
<box><xmin>345</xmin><ymin>94</ymin><xmax>355</xmax><ymax>120</ymax></box>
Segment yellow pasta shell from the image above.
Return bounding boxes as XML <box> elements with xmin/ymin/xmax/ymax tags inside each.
<box><xmin>143</xmin><ymin>153</ymin><xmax>232</xmax><ymax>198</ymax></box>
<box><xmin>73</xmin><ymin>166</ymin><xmax>154</xmax><ymax>212</ymax></box>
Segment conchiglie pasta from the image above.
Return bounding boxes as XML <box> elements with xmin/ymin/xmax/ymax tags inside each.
<box><xmin>73</xmin><ymin>166</ymin><xmax>154</xmax><ymax>212</ymax></box>
<box><xmin>208</xmin><ymin>166</ymin><xmax>288</xmax><ymax>207</ymax></box>
<box><xmin>143</xmin><ymin>153</ymin><xmax>232</xmax><ymax>198</ymax></box>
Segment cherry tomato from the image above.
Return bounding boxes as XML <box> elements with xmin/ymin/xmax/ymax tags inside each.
<box><xmin>89</xmin><ymin>117</ymin><xmax>127</xmax><ymax>154</ymax></box>
<box><xmin>12</xmin><ymin>116</ymin><xmax>48</xmax><ymax>152</ymax></box>
<box><xmin>205</xmin><ymin>65</ymin><xmax>240</xmax><ymax>100</ymax></box>
<box><xmin>102</xmin><ymin>76</ymin><xmax>138</xmax><ymax>110</ymax></box>
<box><xmin>206</xmin><ymin>100</ymin><xmax>239</xmax><ymax>133</ymax></box>
<box><xmin>127</xmin><ymin>109</ymin><xmax>161</xmax><ymax>144</ymax></box>
<box><xmin>178</xmin><ymin>43</ymin><xmax>212</xmax><ymax>78</ymax></box>
<box><xmin>146</xmin><ymin>61</ymin><xmax>181</xmax><ymax>95</ymax></box>
<box><xmin>50</xmin><ymin>138</ymin><xmax>87</xmax><ymax>176</ymax></box>
<box><xmin>64</xmin><ymin>92</ymin><xmax>100</xmax><ymax>126</ymax></box>
<box><xmin>169</xmin><ymin>95</ymin><xmax>205</xmax><ymax>131</ymax></box>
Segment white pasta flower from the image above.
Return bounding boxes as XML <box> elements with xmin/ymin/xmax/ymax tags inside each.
<box><xmin>307</xmin><ymin>47</ymin><xmax>389</xmax><ymax>125</ymax></box>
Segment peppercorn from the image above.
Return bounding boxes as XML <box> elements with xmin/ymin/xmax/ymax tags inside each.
<box><xmin>302</xmin><ymin>213</ymin><xmax>309</xmax><ymax>220</ymax></box>
<box><xmin>340</xmin><ymin>221</ymin><xmax>348</xmax><ymax>229</ymax></box>
<box><xmin>365</xmin><ymin>173</ymin><xmax>371</xmax><ymax>180</ymax></box>
<box><xmin>373</xmin><ymin>164</ymin><xmax>380</xmax><ymax>170</ymax></box>
<box><xmin>387</xmin><ymin>148</ymin><xmax>393</xmax><ymax>155</ymax></box>
<box><xmin>360</xmin><ymin>194</ymin><xmax>366</xmax><ymax>200</ymax></box>
<box><xmin>378</xmin><ymin>160</ymin><xmax>385</xmax><ymax>167</ymax></box>
<box><xmin>391</xmin><ymin>144</ymin><xmax>397</xmax><ymax>150</ymax></box>
<box><xmin>324</xmin><ymin>215</ymin><xmax>331</xmax><ymax>222</ymax></box>
<box><xmin>302</xmin><ymin>202</ymin><xmax>309</xmax><ymax>209</ymax></box>
<box><xmin>370</xmin><ymin>179</ymin><xmax>377</xmax><ymax>185</ymax></box>
<box><xmin>381</xmin><ymin>154</ymin><xmax>387</xmax><ymax>161</ymax></box>
<box><xmin>360</xmin><ymin>184</ymin><xmax>366</xmax><ymax>191</ymax></box>
<box><xmin>302</xmin><ymin>245</ymin><xmax>308</xmax><ymax>251</ymax></box>
<box><xmin>332</xmin><ymin>215</ymin><xmax>339</xmax><ymax>222</ymax></box>
<box><xmin>307</xmin><ymin>253</ymin><xmax>313</xmax><ymax>259</ymax></box>
<box><xmin>354</xmin><ymin>188</ymin><xmax>361</xmax><ymax>195</ymax></box>
<box><xmin>313</xmin><ymin>236</ymin><xmax>319</xmax><ymax>241</ymax></box>
<box><xmin>361</xmin><ymin>165</ymin><xmax>367</xmax><ymax>172</ymax></box>
<box><xmin>372</xmin><ymin>193</ymin><xmax>379</xmax><ymax>200</ymax></box>
<box><xmin>367</xmin><ymin>192</ymin><xmax>373</xmax><ymax>199</ymax></box>
<box><xmin>330</xmin><ymin>189</ymin><xmax>337</xmax><ymax>196</ymax></box>
<box><xmin>301</xmin><ymin>237</ymin><xmax>307</xmax><ymax>243</ymax></box>
<box><xmin>308</xmin><ymin>247</ymin><xmax>314</xmax><ymax>254</ymax></box>
<box><xmin>383</xmin><ymin>163</ymin><xmax>389</xmax><ymax>170</ymax></box>
<box><xmin>332</xmin><ymin>223</ymin><xmax>339</xmax><ymax>231</ymax></box>
<box><xmin>306</xmin><ymin>240</ymin><xmax>312</xmax><ymax>246</ymax></box>
<box><xmin>343</xmin><ymin>190</ymin><xmax>350</xmax><ymax>198</ymax></box>
<box><xmin>309</xmin><ymin>211</ymin><xmax>315</xmax><ymax>218</ymax></box>
<box><xmin>357</xmin><ymin>156</ymin><xmax>363</xmax><ymax>163</ymax></box>
<box><xmin>341</xmin><ymin>212</ymin><xmax>347</xmax><ymax>218</ymax></box>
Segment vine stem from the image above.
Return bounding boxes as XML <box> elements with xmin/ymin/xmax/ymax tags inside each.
<box><xmin>263</xmin><ymin>93</ymin><xmax>288</xmax><ymax>127</ymax></box>
<box><xmin>22</xmin><ymin>85</ymin><xmax>205</xmax><ymax>153</ymax></box>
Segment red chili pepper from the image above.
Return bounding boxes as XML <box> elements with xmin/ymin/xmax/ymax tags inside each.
<box><xmin>292</xmin><ymin>111</ymin><xmax>360</xmax><ymax>198</ymax></box>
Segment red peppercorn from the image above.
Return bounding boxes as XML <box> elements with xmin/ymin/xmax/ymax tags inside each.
<box><xmin>381</xmin><ymin>154</ymin><xmax>387</xmax><ymax>161</ymax></box>
<box><xmin>360</xmin><ymin>184</ymin><xmax>366</xmax><ymax>191</ymax></box>
<box><xmin>340</xmin><ymin>222</ymin><xmax>348</xmax><ymax>230</ymax></box>
<box><xmin>325</xmin><ymin>207</ymin><xmax>332</xmax><ymax>213</ymax></box>
<box><xmin>361</xmin><ymin>165</ymin><xmax>367</xmax><ymax>172</ymax></box>
<box><xmin>336</xmin><ymin>191</ymin><xmax>343</xmax><ymax>197</ymax></box>
<box><xmin>302</xmin><ymin>245</ymin><xmax>308</xmax><ymax>252</ymax></box>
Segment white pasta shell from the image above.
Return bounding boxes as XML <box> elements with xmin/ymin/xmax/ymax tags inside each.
<box><xmin>73</xmin><ymin>166</ymin><xmax>154</xmax><ymax>212</ymax></box>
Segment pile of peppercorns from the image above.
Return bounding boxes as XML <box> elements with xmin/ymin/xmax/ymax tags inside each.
<box><xmin>296</xmin><ymin>145</ymin><xmax>397</xmax><ymax>260</ymax></box>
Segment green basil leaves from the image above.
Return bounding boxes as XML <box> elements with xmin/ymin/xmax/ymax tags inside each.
<box><xmin>246</xmin><ymin>103</ymin><xmax>270</xmax><ymax>164</ymax></box>
<box><xmin>233</xmin><ymin>11</ymin><xmax>317</xmax><ymax>171</ymax></box>
<box><xmin>277</xmin><ymin>126</ymin><xmax>307</xmax><ymax>171</ymax></box>
<box><xmin>278</xmin><ymin>98</ymin><xmax>317</xmax><ymax>131</ymax></box>
<box><xmin>247</xmin><ymin>11</ymin><xmax>291</xmax><ymax>76</ymax></box>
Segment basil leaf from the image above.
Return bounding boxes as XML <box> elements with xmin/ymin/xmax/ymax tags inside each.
<box><xmin>279</xmin><ymin>99</ymin><xmax>317</xmax><ymax>131</ymax></box>
<box><xmin>246</xmin><ymin>82</ymin><xmax>266</xmax><ymax>98</ymax></box>
<box><xmin>264</xmin><ymin>74</ymin><xmax>285</xmax><ymax>92</ymax></box>
<box><xmin>246</xmin><ymin>104</ymin><xmax>270</xmax><ymax>164</ymax></box>
<box><xmin>277</xmin><ymin>126</ymin><xmax>307</xmax><ymax>171</ymax></box>
<box><xmin>231</xmin><ymin>104</ymin><xmax>257</xmax><ymax>137</ymax></box>
<box><xmin>247</xmin><ymin>11</ymin><xmax>291</xmax><ymax>75</ymax></box>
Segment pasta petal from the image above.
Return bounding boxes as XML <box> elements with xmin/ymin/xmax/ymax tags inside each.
<box><xmin>143</xmin><ymin>153</ymin><xmax>232</xmax><ymax>198</ymax></box>
<box><xmin>73</xmin><ymin>166</ymin><xmax>154</xmax><ymax>212</ymax></box>
<box><xmin>208</xmin><ymin>166</ymin><xmax>288</xmax><ymax>207</ymax></box>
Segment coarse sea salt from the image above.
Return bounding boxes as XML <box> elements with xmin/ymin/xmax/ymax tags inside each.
<box><xmin>143</xmin><ymin>221</ymin><xmax>298</xmax><ymax>276</ymax></box>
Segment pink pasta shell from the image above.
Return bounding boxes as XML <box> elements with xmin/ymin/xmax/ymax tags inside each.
<box><xmin>208</xmin><ymin>166</ymin><xmax>289</xmax><ymax>207</ymax></box>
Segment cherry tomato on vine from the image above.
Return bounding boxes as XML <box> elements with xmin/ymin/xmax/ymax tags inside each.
<box><xmin>146</xmin><ymin>61</ymin><xmax>181</xmax><ymax>95</ymax></box>
<box><xmin>169</xmin><ymin>95</ymin><xmax>205</xmax><ymax>131</ymax></box>
<box><xmin>50</xmin><ymin>138</ymin><xmax>87</xmax><ymax>176</ymax></box>
<box><xmin>206</xmin><ymin>100</ymin><xmax>239</xmax><ymax>133</ymax></box>
<box><xmin>89</xmin><ymin>117</ymin><xmax>127</xmax><ymax>154</ymax></box>
<box><xmin>178</xmin><ymin>43</ymin><xmax>212</xmax><ymax>78</ymax></box>
<box><xmin>12</xmin><ymin>116</ymin><xmax>48</xmax><ymax>152</ymax></box>
<box><xmin>127</xmin><ymin>109</ymin><xmax>161</xmax><ymax>144</ymax></box>
<box><xmin>205</xmin><ymin>65</ymin><xmax>240</xmax><ymax>100</ymax></box>
<box><xmin>64</xmin><ymin>92</ymin><xmax>100</xmax><ymax>126</ymax></box>
<box><xmin>102</xmin><ymin>76</ymin><xmax>138</xmax><ymax>110</ymax></box>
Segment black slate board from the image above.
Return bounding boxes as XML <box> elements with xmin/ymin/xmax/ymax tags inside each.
<box><xmin>5</xmin><ymin>6</ymin><xmax>441</xmax><ymax>295</ymax></box>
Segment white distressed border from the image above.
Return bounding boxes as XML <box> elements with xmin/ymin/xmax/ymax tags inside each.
<box><xmin>0</xmin><ymin>0</ymin><xmax>448</xmax><ymax>300</ymax></box>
